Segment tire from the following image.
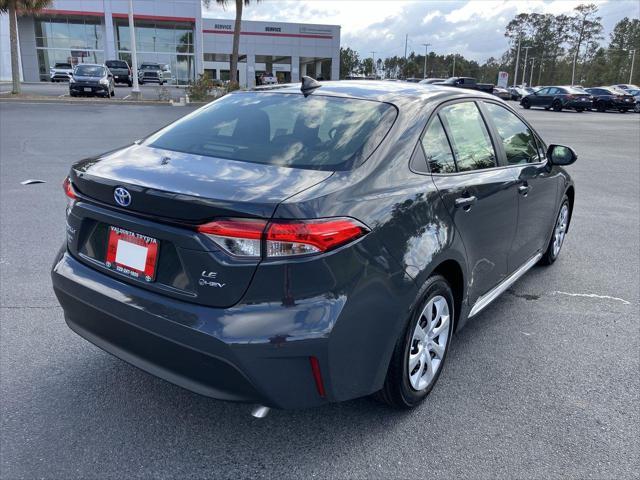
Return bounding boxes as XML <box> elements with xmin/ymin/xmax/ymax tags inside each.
<box><xmin>376</xmin><ymin>275</ymin><xmax>454</xmax><ymax>408</ymax></box>
<box><xmin>552</xmin><ymin>100</ymin><xmax>562</xmax><ymax>112</ymax></box>
<box><xmin>139</xmin><ymin>80</ymin><xmax>144</xmax><ymax>85</ymax></box>
<box><xmin>620</xmin><ymin>108</ymin><xmax>628</xmax><ymax>113</ymax></box>
<box><xmin>128</xmin><ymin>81</ymin><xmax>132</xmax><ymax>87</ymax></box>
<box><xmin>521</xmin><ymin>98</ymin><xmax>531</xmax><ymax>109</ymax></box>
<box><xmin>544</xmin><ymin>106</ymin><xmax>551</xmax><ymax>110</ymax></box>
<box><xmin>540</xmin><ymin>195</ymin><xmax>570</xmax><ymax>266</ymax></box>
<box><xmin>576</xmin><ymin>108</ymin><xmax>584</xmax><ymax>112</ymax></box>
<box><xmin>635</xmin><ymin>103</ymin><xmax>640</xmax><ymax>113</ymax></box>
<box><xmin>596</xmin><ymin>101</ymin><xmax>606</xmax><ymax>112</ymax></box>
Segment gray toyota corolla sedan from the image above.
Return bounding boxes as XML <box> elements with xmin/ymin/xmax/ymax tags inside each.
<box><xmin>52</xmin><ymin>78</ymin><xmax>576</xmax><ymax>410</ymax></box>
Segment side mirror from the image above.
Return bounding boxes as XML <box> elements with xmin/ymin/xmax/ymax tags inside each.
<box><xmin>547</xmin><ymin>144</ymin><xmax>577</xmax><ymax>166</ymax></box>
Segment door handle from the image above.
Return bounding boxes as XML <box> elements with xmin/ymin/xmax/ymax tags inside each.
<box><xmin>518</xmin><ymin>185</ymin><xmax>530</xmax><ymax>196</ymax></box>
<box><xmin>455</xmin><ymin>196</ymin><xmax>477</xmax><ymax>210</ymax></box>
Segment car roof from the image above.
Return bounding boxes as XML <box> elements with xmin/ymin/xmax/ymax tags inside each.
<box><xmin>250</xmin><ymin>80</ymin><xmax>496</xmax><ymax>104</ymax></box>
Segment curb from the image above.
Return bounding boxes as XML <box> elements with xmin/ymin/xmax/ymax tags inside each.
<box><xmin>0</xmin><ymin>96</ymin><xmax>208</xmax><ymax>106</ymax></box>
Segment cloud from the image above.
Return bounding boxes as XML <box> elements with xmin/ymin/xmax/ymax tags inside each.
<box><xmin>202</xmin><ymin>0</ymin><xmax>640</xmax><ymax>62</ymax></box>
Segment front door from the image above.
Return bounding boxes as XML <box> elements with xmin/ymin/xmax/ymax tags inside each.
<box><xmin>480</xmin><ymin>101</ymin><xmax>559</xmax><ymax>270</ymax></box>
<box><xmin>428</xmin><ymin>101</ymin><xmax>519</xmax><ymax>305</ymax></box>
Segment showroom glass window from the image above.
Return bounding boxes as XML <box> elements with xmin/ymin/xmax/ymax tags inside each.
<box><xmin>115</xmin><ymin>19</ymin><xmax>195</xmax><ymax>85</ymax></box>
<box><xmin>35</xmin><ymin>16</ymin><xmax>104</xmax><ymax>81</ymax></box>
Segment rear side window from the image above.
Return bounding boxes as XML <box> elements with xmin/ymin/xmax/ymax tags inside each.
<box><xmin>438</xmin><ymin>102</ymin><xmax>496</xmax><ymax>172</ymax></box>
<box><xmin>421</xmin><ymin>118</ymin><xmax>456</xmax><ymax>174</ymax></box>
<box><xmin>147</xmin><ymin>92</ymin><xmax>397</xmax><ymax>171</ymax></box>
<box><xmin>483</xmin><ymin>103</ymin><xmax>540</xmax><ymax>165</ymax></box>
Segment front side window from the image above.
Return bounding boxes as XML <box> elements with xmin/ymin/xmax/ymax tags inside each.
<box><xmin>439</xmin><ymin>102</ymin><xmax>496</xmax><ymax>172</ymax></box>
<box><xmin>147</xmin><ymin>92</ymin><xmax>397</xmax><ymax>171</ymax></box>
<box><xmin>421</xmin><ymin>117</ymin><xmax>456</xmax><ymax>173</ymax></box>
<box><xmin>483</xmin><ymin>103</ymin><xmax>540</xmax><ymax>165</ymax></box>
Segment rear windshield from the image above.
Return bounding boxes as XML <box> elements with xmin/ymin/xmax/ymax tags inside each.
<box><xmin>147</xmin><ymin>92</ymin><xmax>397</xmax><ymax>171</ymax></box>
<box><xmin>54</xmin><ymin>63</ymin><xmax>71</xmax><ymax>69</ymax></box>
<box><xmin>141</xmin><ymin>64</ymin><xmax>159</xmax><ymax>70</ymax></box>
<box><xmin>106</xmin><ymin>61</ymin><xmax>127</xmax><ymax>68</ymax></box>
<box><xmin>75</xmin><ymin>65</ymin><xmax>105</xmax><ymax>77</ymax></box>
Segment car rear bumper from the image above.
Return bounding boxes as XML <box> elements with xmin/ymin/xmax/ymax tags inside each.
<box><xmin>51</xmin><ymin>249</ymin><xmax>340</xmax><ymax>409</ymax></box>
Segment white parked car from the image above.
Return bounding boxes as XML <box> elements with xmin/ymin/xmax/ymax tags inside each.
<box><xmin>50</xmin><ymin>62</ymin><xmax>73</xmax><ymax>82</ymax></box>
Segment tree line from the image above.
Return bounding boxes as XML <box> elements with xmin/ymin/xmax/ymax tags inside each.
<box><xmin>340</xmin><ymin>4</ymin><xmax>639</xmax><ymax>87</ymax></box>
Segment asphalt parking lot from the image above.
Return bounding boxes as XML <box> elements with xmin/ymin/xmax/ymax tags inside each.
<box><xmin>1</xmin><ymin>101</ymin><xmax>638</xmax><ymax>479</ymax></box>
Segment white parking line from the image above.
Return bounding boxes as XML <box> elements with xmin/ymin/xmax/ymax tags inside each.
<box><xmin>58</xmin><ymin>93</ymin><xmax>67</xmax><ymax>98</ymax></box>
<box><xmin>552</xmin><ymin>291</ymin><xmax>631</xmax><ymax>305</ymax></box>
<box><xmin>123</xmin><ymin>94</ymin><xmax>131</xmax><ymax>100</ymax></box>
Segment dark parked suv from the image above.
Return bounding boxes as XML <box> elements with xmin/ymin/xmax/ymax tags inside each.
<box><xmin>52</xmin><ymin>80</ymin><xmax>576</xmax><ymax>410</ymax></box>
<box><xmin>105</xmin><ymin>60</ymin><xmax>132</xmax><ymax>86</ymax></box>
<box><xmin>521</xmin><ymin>86</ymin><xmax>592</xmax><ymax>111</ymax></box>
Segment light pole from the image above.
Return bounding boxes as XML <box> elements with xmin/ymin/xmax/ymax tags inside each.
<box><xmin>452</xmin><ymin>54</ymin><xmax>456</xmax><ymax>76</ymax></box>
<box><xmin>128</xmin><ymin>0</ymin><xmax>140</xmax><ymax>98</ymax></box>
<box><xmin>521</xmin><ymin>46</ymin><xmax>531</xmax><ymax>86</ymax></box>
<box><xmin>529</xmin><ymin>58</ymin><xmax>535</xmax><ymax>87</ymax></box>
<box><xmin>370</xmin><ymin>51</ymin><xmax>376</xmax><ymax>78</ymax></box>
<box><xmin>422</xmin><ymin>43</ymin><xmax>431</xmax><ymax>78</ymax></box>
<box><xmin>513</xmin><ymin>37</ymin><xmax>521</xmax><ymax>87</ymax></box>
<box><xmin>629</xmin><ymin>49</ymin><xmax>636</xmax><ymax>84</ymax></box>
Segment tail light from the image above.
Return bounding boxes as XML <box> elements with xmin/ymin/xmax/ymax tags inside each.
<box><xmin>196</xmin><ymin>217</ymin><xmax>369</xmax><ymax>259</ymax></box>
<box><xmin>63</xmin><ymin>177</ymin><xmax>77</xmax><ymax>199</ymax></box>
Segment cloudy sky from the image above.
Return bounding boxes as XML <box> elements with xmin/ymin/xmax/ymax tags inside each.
<box><xmin>203</xmin><ymin>0</ymin><xmax>640</xmax><ymax>62</ymax></box>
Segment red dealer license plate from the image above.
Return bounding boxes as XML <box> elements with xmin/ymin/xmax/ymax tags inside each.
<box><xmin>105</xmin><ymin>226</ymin><xmax>159</xmax><ymax>282</ymax></box>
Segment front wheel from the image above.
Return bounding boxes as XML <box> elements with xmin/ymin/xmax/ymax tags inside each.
<box><xmin>552</xmin><ymin>100</ymin><xmax>562</xmax><ymax>112</ymax></box>
<box><xmin>521</xmin><ymin>98</ymin><xmax>531</xmax><ymax>109</ymax></box>
<box><xmin>540</xmin><ymin>196</ymin><xmax>570</xmax><ymax>265</ymax></box>
<box><xmin>375</xmin><ymin>275</ymin><xmax>454</xmax><ymax>408</ymax></box>
<box><xmin>634</xmin><ymin>103</ymin><xmax>640</xmax><ymax>113</ymax></box>
<box><xmin>596</xmin><ymin>102</ymin><xmax>606</xmax><ymax>112</ymax></box>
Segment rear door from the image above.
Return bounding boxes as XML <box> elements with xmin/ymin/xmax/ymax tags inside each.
<box><xmin>480</xmin><ymin>101</ymin><xmax>559</xmax><ymax>271</ymax></box>
<box><xmin>428</xmin><ymin>100</ymin><xmax>519</xmax><ymax>304</ymax></box>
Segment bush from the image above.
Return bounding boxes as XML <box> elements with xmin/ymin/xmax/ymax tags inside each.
<box><xmin>187</xmin><ymin>72</ymin><xmax>214</xmax><ymax>101</ymax></box>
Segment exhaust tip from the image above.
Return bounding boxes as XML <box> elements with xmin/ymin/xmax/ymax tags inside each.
<box><xmin>251</xmin><ymin>405</ymin><xmax>270</xmax><ymax>419</ymax></box>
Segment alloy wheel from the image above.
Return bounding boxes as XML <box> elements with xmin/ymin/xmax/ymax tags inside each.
<box><xmin>552</xmin><ymin>204</ymin><xmax>569</xmax><ymax>257</ymax></box>
<box><xmin>407</xmin><ymin>295</ymin><xmax>451</xmax><ymax>391</ymax></box>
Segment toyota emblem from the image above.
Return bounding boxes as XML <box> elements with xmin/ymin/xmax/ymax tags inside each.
<box><xmin>114</xmin><ymin>187</ymin><xmax>131</xmax><ymax>207</ymax></box>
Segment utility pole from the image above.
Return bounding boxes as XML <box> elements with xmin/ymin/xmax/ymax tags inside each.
<box><xmin>513</xmin><ymin>37</ymin><xmax>521</xmax><ymax>87</ymax></box>
<box><xmin>128</xmin><ymin>0</ymin><xmax>140</xmax><ymax>99</ymax></box>
<box><xmin>529</xmin><ymin>58</ymin><xmax>535</xmax><ymax>87</ymax></box>
<box><xmin>370</xmin><ymin>51</ymin><xmax>376</xmax><ymax>78</ymax></box>
<box><xmin>403</xmin><ymin>34</ymin><xmax>408</xmax><ymax>79</ymax></box>
<box><xmin>422</xmin><ymin>43</ymin><xmax>431</xmax><ymax>78</ymax></box>
<box><xmin>452</xmin><ymin>54</ymin><xmax>456</xmax><ymax>76</ymax></box>
<box><xmin>521</xmin><ymin>46</ymin><xmax>531</xmax><ymax>86</ymax></box>
<box><xmin>630</xmin><ymin>49</ymin><xmax>636</xmax><ymax>84</ymax></box>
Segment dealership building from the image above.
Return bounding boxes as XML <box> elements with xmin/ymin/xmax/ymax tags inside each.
<box><xmin>0</xmin><ymin>0</ymin><xmax>340</xmax><ymax>86</ymax></box>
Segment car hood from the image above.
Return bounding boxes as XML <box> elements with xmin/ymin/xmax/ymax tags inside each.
<box><xmin>70</xmin><ymin>144</ymin><xmax>333</xmax><ymax>221</ymax></box>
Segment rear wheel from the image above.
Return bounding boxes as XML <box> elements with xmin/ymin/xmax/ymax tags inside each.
<box><xmin>552</xmin><ymin>100</ymin><xmax>562</xmax><ymax>112</ymax></box>
<box><xmin>596</xmin><ymin>101</ymin><xmax>606</xmax><ymax>112</ymax></box>
<box><xmin>540</xmin><ymin>196</ymin><xmax>570</xmax><ymax>265</ymax></box>
<box><xmin>619</xmin><ymin>108</ymin><xmax>628</xmax><ymax>113</ymax></box>
<box><xmin>521</xmin><ymin>98</ymin><xmax>531</xmax><ymax>109</ymax></box>
<box><xmin>635</xmin><ymin>103</ymin><xmax>640</xmax><ymax>113</ymax></box>
<box><xmin>376</xmin><ymin>275</ymin><xmax>454</xmax><ymax>408</ymax></box>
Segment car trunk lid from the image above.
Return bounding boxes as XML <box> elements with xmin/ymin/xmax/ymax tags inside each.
<box><xmin>67</xmin><ymin>144</ymin><xmax>333</xmax><ymax>307</ymax></box>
